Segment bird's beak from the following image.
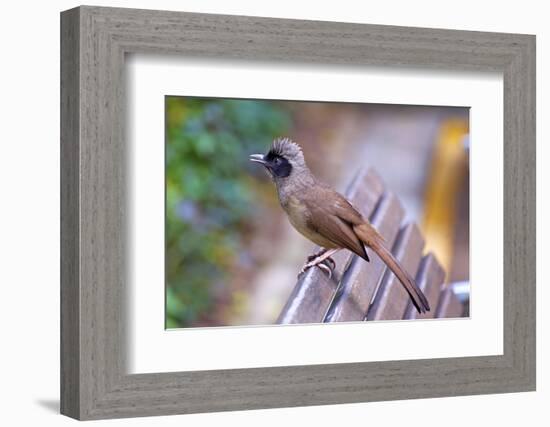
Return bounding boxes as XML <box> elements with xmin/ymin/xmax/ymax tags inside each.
<box><xmin>249</xmin><ymin>154</ymin><xmax>267</xmax><ymax>165</ymax></box>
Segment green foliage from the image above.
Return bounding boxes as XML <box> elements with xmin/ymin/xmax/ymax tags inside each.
<box><xmin>166</xmin><ymin>97</ymin><xmax>291</xmax><ymax>328</ymax></box>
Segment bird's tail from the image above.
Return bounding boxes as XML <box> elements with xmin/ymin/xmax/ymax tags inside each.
<box><xmin>354</xmin><ymin>224</ymin><xmax>430</xmax><ymax>314</ymax></box>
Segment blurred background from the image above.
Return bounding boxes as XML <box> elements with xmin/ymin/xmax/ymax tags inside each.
<box><xmin>165</xmin><ymin>96</ymin><xmax>469</xmax><ymax>329</ymax></box>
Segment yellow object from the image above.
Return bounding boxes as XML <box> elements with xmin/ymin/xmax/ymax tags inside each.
<box><xmin>421</xmin><ymin>119</ymin><xmax>469</xmax><ymax>281</ymax></box>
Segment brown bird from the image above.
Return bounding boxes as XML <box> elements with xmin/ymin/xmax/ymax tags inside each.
<box><xmin>250</xmin><ymin>137</ymin><xmax>430</xmax><ymax>314</ymax></box>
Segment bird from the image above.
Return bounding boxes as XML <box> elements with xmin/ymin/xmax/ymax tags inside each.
<box><xmin>249</xmin><ymin>137</ymin><xmax>430</xmax><ymax>314</ymax></box>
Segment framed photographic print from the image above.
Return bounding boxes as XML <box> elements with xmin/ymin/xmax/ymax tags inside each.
<box><xmin>60</xmin><ymin>5</ymin><xmax>536</xmax><ymax>420</ymax></box>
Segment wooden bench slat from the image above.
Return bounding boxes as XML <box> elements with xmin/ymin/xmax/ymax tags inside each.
<box><xmin>366</xmin><ymin>223</ymin><xmax>425</xmax><ymax>321</ymax></box>
<box><xmin>435</xmin><ymin>285</ymin><xmax>464</xmax><ymax>318</ymax></box>
<box><xmin>403</xmin><ymin>253</ymin><xmax>445</xmax><ymax>320</ymax></box>
<box><xmin>324</xmin><ymin>193</ymin><xmax>405</xmax><ymax>322</ymax></box>
<box><xmin>276</xmin><ymin>167</ymin><xmax>384</xmax><ymax>324</ymax></box>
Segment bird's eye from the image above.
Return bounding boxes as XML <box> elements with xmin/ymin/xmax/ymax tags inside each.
<box><xmin>274</xmin><ymin>157</ymin><xmax>281</xmax><ymax>165</ymax></box>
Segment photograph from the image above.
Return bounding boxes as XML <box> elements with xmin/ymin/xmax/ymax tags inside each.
<box><xmin>165</xmin><ymin>96</ymin><xmax>470</xmax><ymax>329</ymax></box>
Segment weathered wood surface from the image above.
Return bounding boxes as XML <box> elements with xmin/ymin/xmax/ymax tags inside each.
<box><xmin>276</xmin><ymin>167</ymin><xmax>384</xmax><ymax>324</ymax></box>
<box><xmin>279</xmin><ymin>168</ymin><xmax>459</xmax><ymax>324</ymax></box>
<box><xmin>435</xmin><ymin>285</ymin><xmax>465</xmax><ymax>318</ymax></box>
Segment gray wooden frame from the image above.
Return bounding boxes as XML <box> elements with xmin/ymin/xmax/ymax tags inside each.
<box><xmin>60</xmin><ymin>5</ymin><xmax>536</xmax><ymax>420</ymax></box>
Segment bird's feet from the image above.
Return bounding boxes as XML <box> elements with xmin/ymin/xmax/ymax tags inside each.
<box><xmin>299</xmin><ymin>249</ymin><xmax>339</xmax><ymax>278</ymax></box>
<box><xmin>300</xmin><ymin>258</ymin><xmax>335</xmax><ymax>278</ymax></box>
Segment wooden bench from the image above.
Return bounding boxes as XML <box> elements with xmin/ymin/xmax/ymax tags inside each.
<box><xmin>277</xmin><ymin>167</ymin><xmax>464</xmax><ymax>324</ymax></box>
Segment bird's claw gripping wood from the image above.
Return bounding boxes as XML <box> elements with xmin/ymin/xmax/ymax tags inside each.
<box><xmin>299</xmin><ymin>258</ymin><xmax>335</xmax><ymax>278</ymax></box>
<box><xmin>306</xmin><ymin>252</ymin><xmax>336</xmax><ymax>270</ymax></box>
<box><xmin>322</xmin><ymin>257</ymin><xmax>336</xmax><ymax>271</ymax></box>
<box><xmin>299</xmin><ymin>260</ymin><xmax>333</xmax><ymax>278</ymax></box>
<box><xmin>299</xmin><ymin>249</ymin><xmax>340</xmax><ymax>279</ymax></box>
<box><xmin>317</xmin><ymin>260</ymin><xmax>334</xmax><ymax>278</ymax></box>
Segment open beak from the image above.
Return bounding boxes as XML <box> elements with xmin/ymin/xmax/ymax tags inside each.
<box><xmin>249</xmin><ymin>154</ymin><xmax>267</xmax><ymax>165</ymax></box>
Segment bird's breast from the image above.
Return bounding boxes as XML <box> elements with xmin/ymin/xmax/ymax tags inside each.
<box><xmin>281</xmin><ymin>195</ymin><xmax>337</xmax><ymax>249</ymax></box>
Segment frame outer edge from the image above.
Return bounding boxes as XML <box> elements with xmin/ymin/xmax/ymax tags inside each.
<box><xmin>60</xmin><ymin>6</ymin><xmax>537</xmax><ymax>420</ymax></box>
<box><xmin>502</xmin><ymin>34</ymin><xmax>536</xmax><ymax>392</ymax></box>
<box><xmin>60</xmin><ymin>6</ymin><xmax>81</xmax><ymax>420</ymax></box>
<box><xmin>527</xmin><ymin>35</ymin><xmax>536</xmax><ymax>390</ymax></box>
<box><xmin>519</xmin><ymin>34</ymin><xmax>536</xmax><ymax>390</ymax></box>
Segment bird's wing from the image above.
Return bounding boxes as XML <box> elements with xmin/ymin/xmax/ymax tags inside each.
<box><xmin>305</xmin><ymin>188</ymin><xmax>370</xmax><ymax>261</ymax></box>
